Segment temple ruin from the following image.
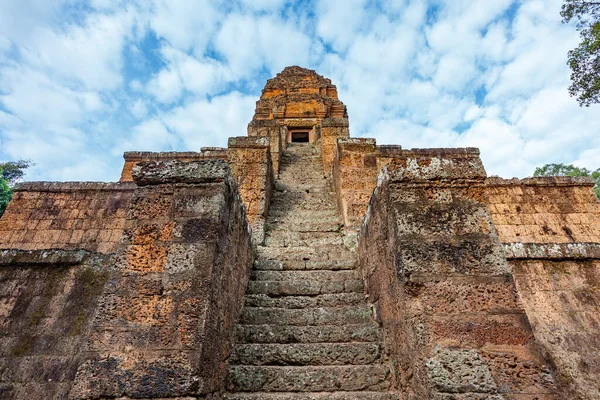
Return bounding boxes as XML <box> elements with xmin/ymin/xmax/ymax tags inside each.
<box><xmin>1</xmin><ymin>66</ymin><xmax>600</xmax><ymax>399</ymax></box>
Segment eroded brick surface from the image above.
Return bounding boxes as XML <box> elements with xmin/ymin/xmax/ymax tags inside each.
<box><xmin>0</xmin><ymin>160</ymin><xmax>253</xmax><ymax>399</ymax></box>
<box><xmin>485</xmin><ymin>177</ymin><xmax>600</xmax><ymax>244</ymax></box>
<box><xmin>510</xmin><ymin>259</ymin><xmax>600</xmax><ymax>399</ymax></box>
<box><xmin>0</xmin><ymin>183</ymin><xmax>135</xmax><ymax>254</ymax></box>
<box><xmin>358</xmin><ymin>153</ymin><xmax>559</xmax><ymax>399</ymax></box>
<box><xmin>0</xmin><ymin>251</ymin><xmax>111</xmax><ymax>399</ymax></box>
<box><xmin>70</xmin><ymin>160</ymin><xmax>253</xmax><ymax>398</ymax></box>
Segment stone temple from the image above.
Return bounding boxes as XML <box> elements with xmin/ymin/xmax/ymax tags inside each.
<box><xmin>1</xmin><ymin>66</ymin><xmax>600</xmax><ymax>399</ymax></box>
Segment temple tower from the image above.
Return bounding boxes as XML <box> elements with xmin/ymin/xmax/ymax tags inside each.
<box><xmin>247</xmin><ymin>66</ymin><xmax>349</xmax><ymax>176</ymax></box>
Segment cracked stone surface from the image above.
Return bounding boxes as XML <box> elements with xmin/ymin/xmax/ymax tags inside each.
<box><xmin>225</xmin><ymin>144</ymin><xmax>400</xmax><ymax>399</ymax></box>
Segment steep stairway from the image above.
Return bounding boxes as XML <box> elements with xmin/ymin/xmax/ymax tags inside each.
<box><xmin>225</xmin><ymin>144</ymin><xmax>399</xmax><ymax>399</ymax></box>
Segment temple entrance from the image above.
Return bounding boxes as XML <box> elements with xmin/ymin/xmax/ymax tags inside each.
<box><xmin>291</xmin><ymin>131</ymin><xmax>309</xmax><ymax>143</ymax></box>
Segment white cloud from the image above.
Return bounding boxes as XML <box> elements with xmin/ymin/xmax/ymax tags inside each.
<box><xmin>315</xmin><ymin>0</ymin><xmax>369</xmax><ymax>53</ymax></box>
<box><xmin>124</xmin><ymin>117</ymin><xmax>180</xmax><ymax>151</ymax></box>
<box><xmin>215</xmin><ymin>13</ymin><xmax>314</xmax><ymax>78</ymax></box>
<box><xmin>21</xmin><ymin>11</ymin><xmax>133</xmax><ymax>91</ymax></box>
<box><xmin>0</xmin><ymin>65</ymin><xmax>104</xmax><ymax>128</ymax></box>
<box><xmin>239</xmin><ymin>0</ymin><xmax>287</xmax><ymax>11</ymax></box>
<box><xmin>130</xmin><ymin>99</ymin><xmax>148</xmax><ymax>119</ymax></box>
<box><xmin>148</xmin><ymin>0</ymin><xmax>222</xmax><ymax>55</ymax></box>
<box><xmin>147</xmin><ymin>66</ymin><xmax>183</xmax><ymax>104</ymax></box>
<box><xmin>0</xmin><ymin>0</ymin><xmax>598</xmax><ymax>184</ymax></box>
<box><xmin>0</xmin><ymin>0</ymin><xmax>71</xmax><ymax>44</ymax></box>
<box><xmin>146</xmin><ymin>46</ymin><xmax>228</xmax><ymax>103</ymax></box>
<box><xmin>161</xmin><ymin>91</ymin><xmax>255</xmax><ymax>149</ymax></box>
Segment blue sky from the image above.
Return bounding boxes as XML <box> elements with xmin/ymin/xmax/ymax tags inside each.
<box><xmin>1</xmin><ymin>0</ymin><xmax>599</xmax><ymax>181</ymax></box>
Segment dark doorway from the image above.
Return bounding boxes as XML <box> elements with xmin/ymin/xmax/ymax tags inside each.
<box><xmin>291</xmin><ymin>131</ymin><xmax>309</xmax><ymax>143</ymax></box>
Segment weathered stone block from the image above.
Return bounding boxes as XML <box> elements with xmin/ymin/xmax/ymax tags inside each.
<box><xmin>426</xmin><ymin>349</ymin><xmax>497</xmax><ymax>394</ymax></box>
<box><xmin>133</xmin><ymin>159</ymin><xmax>230</xmax><ymax>186</ymax></box>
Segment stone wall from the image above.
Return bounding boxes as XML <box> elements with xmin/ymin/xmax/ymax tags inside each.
<box><xmin>0</xmin><ymin>159</ymin><xmax>254</xmax><ymax>399</ymax></box>
<box><xmin>0</xmin><ymin>182</ymin><xmax>135</xmax><ymax>254</ymax></box>
<box><xmin>117</xmin><ymin>139</ymin><xmax>273</xmax><ymax>245</ymax></box>
<box><xmin>227</xmin><ymin>136</ymin><xmax>273</xmax><ymax>245</ymax></box>
<box><xmin>332</xmin><ymin>138</ymin><xmax>424</xmax><ymax>229</ymax></box>
<box><xmin>485</xmin><ymin>177</ymin><xmax>600</xmax><ymax>244</ymax></box>
<box><xmin>333</xmin><ymin>138</ymin><xmax>378</xmax><ymax>228</ymax></box>
<box><xmin>486</xmin><ymin>177</ymin><xmax>600</xmax><ymax>400</ymax></box>
<box><xmin>321</xmin><ymin>118</ymin><xmax>349</xmax><ymax>177</ymax></box>
<box><xmin>358</xmin><ymin>152</ymin><xmax>559</xmax><ymax>399</ymax></box>
<box><xmin>247</xmin><ymin>120</ymin><xmax>284</xmax><ymax>176</ymax></box>
<box><xmin>120</xmin><ymin>149</ymin><xmax>228</xmax><ymax>183</ymax></box>
<box><xmin>0</xmin><ymin>249</ymin><xmax>112</xmax><ymax>399</ymax></box>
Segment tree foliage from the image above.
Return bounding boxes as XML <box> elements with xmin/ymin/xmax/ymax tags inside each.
<box><xmin>0</xmin><ymin>169</ymin><xmax>11</xmax><ymax>217</ymax></box>
<box><xmin>561</xmin><ymin>1</ymin><xmax>600</xmax><ymax>106</ymax></box>
<box><xmin>0</xmin><ymin>159</ymin><xmax>33</xmax><ymax>183</ymax></box>
<box><xmin>534</xmin><ymin>163</ymin><xmax>600</xmax><ymax>198</ymax></box>
<box><xmin>0</xmin><ymin>160</ymin><xmax>32</xmax><ymax>217</ymax></box>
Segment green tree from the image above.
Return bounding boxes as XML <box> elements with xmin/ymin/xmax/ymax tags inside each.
<box><xmin>0</xmin><ymin>169</ymin><xmax>11</xmax><ymax>217</ymax></box>
<box><xmin>534</xmin><ymin>163</ymin><xmax>600</xmax><ymax>198</ymax></box>
<box><xmin>561</xmin><ymin>1</ymin><xmax>600</xmax><ymax>106</ymax></box>
<box><xmin>0</xmin><ymin>160</ymin><xmax>33</xmax><ymax>217</ymax></box>
<box><xmin>0</xmin><ymin>160</ymin><xmax>33</xmax><ymax>183</ymax></box>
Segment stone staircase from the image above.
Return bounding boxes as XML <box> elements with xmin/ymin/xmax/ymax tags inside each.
<box><xmin>225</xmin><ymin>144</ymin><xmax>399</xmax><ymax>399</ymax></box>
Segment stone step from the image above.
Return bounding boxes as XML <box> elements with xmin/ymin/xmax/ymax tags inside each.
<box><xmin>240</xmin><ymin>306</ymin><xmax>372</xmax><ymax>326</ymax></box>
<box><xmin>282</xmin><ymin>146</ymin><xmax>319</xmax><ymax>154</ymax></box>
<box><xmin>268</xmin><ymin>209</ymin><xmax>338</xmax><ymax>219</ymax></box>
<box><xmin>226</xmin><ymin>365</ymin><xmax>391</xmax><ymax>392</ymax></box>
<box><xmin>247</xmin><ymin>279</ymin><xmax>363</xmax><ymax>296</ymax></box>
<box><xmin>264</xmin><ymin>232</ymin><xmax>344</xmax><ymax>248</ymax></box>
<box><xmin>244</xmin><ymin>293</ymin><xmax>364</xmax><ymax>309</ymax></box>
<box><xmin>276</xmin><ymin>175</ymin><xmax>326</xmax><ymax>184</ymax></box>
<box><xmin>270</xmin><ymin>189</ymin><xmax>335</xmax><ymax>199</ymax></box>
<box><xmin>274</xmin><ymin>182</ymin><xmax>330</xmax><ymax>192</ymax></box>
<box><xmin>230</xmin><ymin>343</ymin><xmax>381</xmax><ymax>366</ymax></box>
<box><xmin>279</xmin><ymin>162</ymin><xmax>322</xmax><ymax>170</ymax></box>
<box><xmin>235</xmin><ymin>323</ymin><xmax>382</xmax><ymax>344</ymax></box>
<box><xmin>269</xmin><ymin>199</ymin><xmax>338</xmax><ymax>212</ymax></box>
<box><xmin>257</xmin><ymin>245</ymin><xmax>354</xmax><ymax>260</ymax></box>
<box><xmin>224</xmin><ymin>392</ymin><xmax>401</xmax><ymax>400</ymax></box>
<box><xmin>266</xmin><ymin>222</ymin><xmax>342</xmax><ymax>234</ymax></box>
<box><xmin>267</xmin><ymin>214</ymin><xmax>340</xmax><ymax>227</ymax></box>
<box><xmin>267</xmin><ymin>208</ymin><xmax>338</xmax><ymax>219</ymax></box>
<box><xmin>253</xmin><ymin>259</ymin><xmax>357</xmax><ymax>271</ymax></box>
<box><xmin>250</xmin><ymin>270</ymin><xmax>359</xmax><ymax>281</ymax></box>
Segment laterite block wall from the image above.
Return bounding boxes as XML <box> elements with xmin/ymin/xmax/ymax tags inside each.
<box><xmin>358</xmin><ymin>152</ymin><xmax>559</xmax><ymax>399</ymax></box>
<box><xmin>0</xmin><ymin>160</ymin><xmax>254</xmax><ymax>399</ymax></box>
<box><xmin>486</xmin><ymin>177</ymin><xmax>600</xmax><ymax>400</ymax></box>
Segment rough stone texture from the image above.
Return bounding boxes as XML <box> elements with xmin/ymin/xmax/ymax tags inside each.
<box><xmin>118</xmin><ymin>141</ymin><xmax>273</xmax><ymax>244</ymax></box>
<box><xmin>509</xmin><ymin>259</ymin><xmax>600</xmax><ymax>399</ymax></box>
<box><xmin>132</xmin><ymin>159</ymin><xmax>231</xmax><ymax>185</ymax></box>
<box><xmin>249</xmin><ymin>66</ymin><xmax>349</xmax><ymax>176</ymax></box>
<box><xmin>247</xmin><ymin>120</ymin><xmax>285</xmax><ymax>176</ymax></box>
<box><xmin>485</xmin><ymin>176</ymin><xmax>600</xmax><ymax>400</ymax></box>
<box><xmin>0</xmin><ymin>250</ymin><xmax>112</xmax><ymax>399</ymax></box>
<box><xmin>120</xmin><ymin>149</ymin><xmax>227</xmax><ymax>182</ymax></box>
<box><xmin>321</xmin><ymin>118</ymin><xmax>349</xmax><ymax>177</ymax></box>
<box><xmin>252</xmin><ymin>66</ymin><xmax>346</xmax><ymax>122</ymax></box>
<box><xmin>358</xmin><ymin>155</ymin><xmax>559</xmax><ymax>399</ymax></box>
<box><xmin>426</xmin><ymin>349</ymin><xmax>497</xmax><ymax>394</ymax></box>
<box><xmin>70</xmin><ymin>159</ymin><xmax>253</xmax><ymax>398</ymax></box>
<box><xmin>0</xmin><ymin>182</ymin><xmax>135</xmax><ymax>254</ymax></box>
<box><xmin>0</xmin><ymin>160</ymin><xmax>253</xmax><ymax>399</ymax></box>
<box><xmin>333</xmin><ymin>138</ymin><xmax>379</xmax><ymax>228</ymax></box>
<box><xmin>228</xmin><ymin>136</ymin><xmax>273</xmax><ymax>244</ymax></box>
<box><xmin>332</xmin><ymin>140</ymin><xmax>483</xmax><ymax>231</ymax></box>
<box><xmin>225</xmin><ymin>144</ymin><xmax>401</xmax><ymax>399</ymax></box>
<box><xmin>485</xmin><ymin>176</ymin><xmax>600</xmax><ymax>244</ymax></box>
